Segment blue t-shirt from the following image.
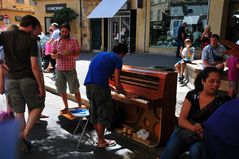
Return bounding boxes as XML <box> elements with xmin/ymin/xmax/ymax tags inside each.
<box><xmin>84</xmin><ymin>52</ymin><xmax>123</xmax><ymax>87</ymax></box>
<box><xmin>201</xmin><ymin>44</ymin><xmax>226</xmax><ymax>67</ymax></box>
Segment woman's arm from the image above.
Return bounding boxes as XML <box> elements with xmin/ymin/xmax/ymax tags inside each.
<box><xmin>178</xmin><ymin>98</ymin><xmax>203</xmax><ymax>134</ymax></box>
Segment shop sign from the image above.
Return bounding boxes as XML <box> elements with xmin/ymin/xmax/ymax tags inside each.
<box><xmin>3</xmin><ymin>15</ymin><xmax>9</xmax><ymax>19</ymax></box>
<box><xmin>45</xmin><ymin>4</ymin><xmax>66</xmax><ymax>13</ymax></box>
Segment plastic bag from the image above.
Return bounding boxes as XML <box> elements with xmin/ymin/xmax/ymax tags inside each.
<box><xmin>0</xmin><ymin>94</ymin><xmax>7</xmax><ymax>112</ymax></box>
<box><xmin>0</xmin><ymin>94</ymin><xmax>13</xmax><ymax>122</ymax></box>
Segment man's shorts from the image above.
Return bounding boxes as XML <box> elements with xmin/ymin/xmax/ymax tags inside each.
<box><xmin>86</xmin><ymin>84</ymin><xmax>113</xmax><ymax>127</ymax></box>
<box><xmin>55</xmin><ymin>69</ymin><xmax>80</xmax><ymax>94</ymax></box>
<box><xmin>7</xmin><ymin>77</ymin><xmax>45</xmax><ymax>113</ymax></box>
<box><xmin>175</xmin><ymin>58</ymin><xmax>191</xmax><ymax>66</ymax></box>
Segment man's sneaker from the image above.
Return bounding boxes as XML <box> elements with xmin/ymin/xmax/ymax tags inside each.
<box><xmin>21</xmin><ymin>139</ymin><xmax>32</xmax><ymax>153</ymax></box>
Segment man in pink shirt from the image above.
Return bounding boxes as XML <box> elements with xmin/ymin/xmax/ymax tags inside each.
<box><xmin>52</xmin><ymin>23</ymin><xmax>82</xmax><ymax>113</ymax></box>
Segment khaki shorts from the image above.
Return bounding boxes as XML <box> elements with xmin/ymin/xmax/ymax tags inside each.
<box><xmin>7</xmin><ymin>77</ymin><xmax>45</xmax><ymax>113</ymax></box>
<box><xmin>86</xmin><ymin>84</ymin><xmax>113</xmax><ymax>127</ymax></box>
<box><xmin>55</xmin><ymin>69</ymin><xmax>80</xmax><ymax>94</ymax></box>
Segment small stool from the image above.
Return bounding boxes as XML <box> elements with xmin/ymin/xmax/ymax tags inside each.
<box><xmin>70</xmin><ymin>108</ymin><xmax>95</xmax><ymax>148</ymax></box>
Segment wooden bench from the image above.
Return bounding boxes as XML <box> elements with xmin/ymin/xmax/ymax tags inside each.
<box><xmin>109</xmin><ymin>65</ymin><xmax>177</xmax><ymax>147</ymax></box>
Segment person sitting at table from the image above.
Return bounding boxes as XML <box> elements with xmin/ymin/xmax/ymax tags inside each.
<box><xmin>160</xmin><ymin>67</ymin><xmax>230</xmax><ymax>159</ymax></box>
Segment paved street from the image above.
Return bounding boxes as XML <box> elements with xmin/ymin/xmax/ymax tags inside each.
<box><xmin>17</xmin><ymin>52</ymin><xmax>190</xmax><ymax>159</ymax></box>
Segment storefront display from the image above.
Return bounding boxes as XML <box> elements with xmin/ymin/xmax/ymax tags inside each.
<box><xmin>149</xmin><ymin>0</ymin><xmax>209</xmax><ymax>48</ymax></box>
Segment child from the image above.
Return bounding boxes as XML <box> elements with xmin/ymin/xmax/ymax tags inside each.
<box><xmin>226</xmin><ymin>55</ymin><xmax>239</xmax><ymax>98</ymax></box>
<box><xmin>174</xmin><ymin>39</ymin><xmax>195</xmax><ymax>82</ymax></box>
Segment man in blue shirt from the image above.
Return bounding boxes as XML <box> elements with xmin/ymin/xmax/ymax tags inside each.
<box><xmin>201</xmin><ymin>34</ymin><xmax>226</xmax><ymax>70</ymax></box>
<box><xmin>84</xmin><ymin>43</ymin><xmax>134</xmax><ymax>147</ymax></box>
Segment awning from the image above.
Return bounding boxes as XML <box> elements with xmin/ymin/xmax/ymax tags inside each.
<box><xmin>87</xmin><ymin>0</ymin><xmax>127</xmax><ymax>19</ymax></box>
<box><xmin>183</xmin><ymin>15</ymin><xmax>200</xmax><ymax>25</ymax></box>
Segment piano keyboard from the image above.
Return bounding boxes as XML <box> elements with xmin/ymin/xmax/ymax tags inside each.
<box><xmin>111</xmin><ymin>91</ymin><xmax>149</xmax><ymax>105</ymax></box>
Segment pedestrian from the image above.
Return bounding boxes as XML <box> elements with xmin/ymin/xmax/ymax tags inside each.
<box><xmin>42</xmin><ymin>27</ymin><xmax>54</xmax><ymax>72</ymax></box>
<box><xmin>0</xmin><ymin>15</ymin><xmax>45</xmax><ymax>152</ymax></box>
<box><xmin>0</xmin><ymin>46</ymin><xmax>13</xmax><ymax>114</ymax></box>
<box><xmin>160</xmin><ymin>67</ymin><xmax>230</xmax><ymax>159</ymax></box>
<box><xmin>199</xmin><ymin>25</ymin><xmax>212</xmax><ymax>58</ymax></box>
<box><xmin>32</xmin><ymin>24</ymin><xmax>49</xmax><ymax>119</ymax></box>
<box><xmin>84</xmin><ymin>43</ymin><xmax>136</xmax><ymax>148</ymax></box>
<box><xmin>51</xmin><ymin>23</ymin><xmax>82</xmax><ymax>114</ymax></box>
<box><xmin>0</xmin><ymin>25</ymin><xmax>19</xmax><ymax>115</ymax></box>
<box><xmin>200</xmin><ymin>25</ymin><xmax>212</xmax><ymax>49</ymax></box>
<box><xmin>32</xmin><ymin>24</ymin><xmax>43</xmax><ymax>70</ymax></box>
<box><xmin>225</xmin><ymin>54</ymin><xmax>239</xmax><ymax>98</ymax></box>
<box><xmin>174</xmin><ymin>38</ymin><xmax>195</xmax><ymax>83</ymax></box>
<box><xmin>201</xmin><ymin>34</ymin><xmax>227</xmax><ymax>70</ymax></box>
<box><xmin>44</xmin><ymin>23</ymin><xmax>59</xmax><ymax>74</ymax></box>
<box><xmin>176</xmin><ymin>22</ymin><xmax>187</xmax><ymax>57</ymax></box>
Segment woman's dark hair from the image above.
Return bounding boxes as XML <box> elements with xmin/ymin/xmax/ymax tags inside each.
<box><xmin>60</xmin><ymin>23</ymin><xmax>71</xmax><ymax>32</ymax></box>
<box><xmin>193</xmin><ymin>67</ymin><xmax>221</xmax><ymax>92</ymax></box>
<box><xmin>112</xmin><ymin>43</ymin><xmax>128</xmax><ymax>54</ymax></box>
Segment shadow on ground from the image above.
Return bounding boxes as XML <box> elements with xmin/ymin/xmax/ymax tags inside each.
<box><xmin>19</xmin><ymin>117</ymin><xmax>162</xmax><ymax>159</ymax></box>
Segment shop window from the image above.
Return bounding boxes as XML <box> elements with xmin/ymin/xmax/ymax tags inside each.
<box><xmin>149</xmin><ymin>1</ymin><xmax>208</xmax><ymax>48</ymax></box>
<box><xmin>16</xmin><ymin>0</ymin><xmax>24</xmax><ymax>4</ymax></box>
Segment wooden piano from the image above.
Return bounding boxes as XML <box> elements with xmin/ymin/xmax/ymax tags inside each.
<box><xmin>109</xmin><ymin>65</ymin><xmax>177</xmax><ymax>147</ymax></box>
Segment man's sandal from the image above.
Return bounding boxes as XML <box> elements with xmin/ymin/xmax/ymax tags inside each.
<box><xmin>97</xmin><ymin>140</ymin><xmax>116</xmax><ymax>148</ymax></box>
<box><xmin>60</xmin><ymin>108</ymin><xmax>69</xmax><ymax>114</ymax></box>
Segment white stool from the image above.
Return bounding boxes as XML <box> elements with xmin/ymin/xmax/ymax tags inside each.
<box><xmin>70</xmin><ymin>108</ymin><xmax>95</xmax><ymax>148</ymax></box>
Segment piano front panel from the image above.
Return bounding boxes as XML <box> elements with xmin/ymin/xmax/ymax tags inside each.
<box><xmin>110</xmin><ymin>65</ymin><xmax>177</xmax><ymax>147</ymax></box>
<box><xmin>110</xmin><ymin>70</ymin><xmax>169</xmax><ymax>101</ymax></box>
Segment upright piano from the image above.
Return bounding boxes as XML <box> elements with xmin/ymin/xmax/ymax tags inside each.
<box><xmin>109</xmin><ymin>65</ymin><xmax>177</xmax><ymax>147</ymax></box>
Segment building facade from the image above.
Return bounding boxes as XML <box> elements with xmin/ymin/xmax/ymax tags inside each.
<box><xmin>32</xmin><ymin>0</ymin><xmax>236</xmax><ymax>54</ymax></box>
<box><xmin>0</xmin><ymin>0</ymin><xmax>34</xmax><ymax>28</ymax></box>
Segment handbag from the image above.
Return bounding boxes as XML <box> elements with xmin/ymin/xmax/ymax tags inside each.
<box><xmin>175</xmin><ymin>126</ymin><xmax>202</xmax><ymax>145</ymax></box>
<box><xmin>175</xmin><ymin>94</ymin><xmax>230</xmax><ymax>145</ymax></box>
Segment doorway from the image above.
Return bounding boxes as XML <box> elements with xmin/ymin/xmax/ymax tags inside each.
<box><xmin>91</xmin><ymin>19</ymin><xmax>102</xmax><ymax>50</ymax></box>
<box><xmin>110</xmin><ymin>16</ymin><xmax>130</xmax><ymax>51</ymax></box>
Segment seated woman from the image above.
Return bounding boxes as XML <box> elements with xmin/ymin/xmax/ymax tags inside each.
<box><xmin>160</xmin><ymin>67</ymin><xmax>230</xmax><ymax>159</ymax></box>
<box><xmin>175</xmin><ymin>39</ymin><xmax>195</xmax><ymax>83</ymax></box>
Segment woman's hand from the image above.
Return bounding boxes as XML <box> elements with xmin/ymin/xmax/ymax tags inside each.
<box><xmin>193</xmin><ymin>123</ymin><xmax>203</xmax><ymax>134</ymax></box>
